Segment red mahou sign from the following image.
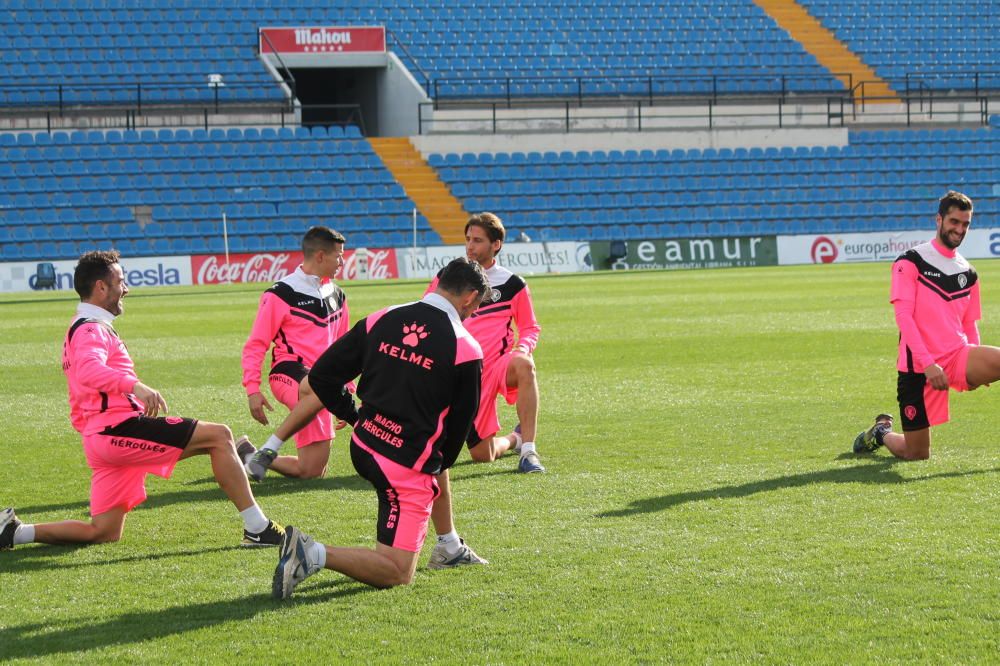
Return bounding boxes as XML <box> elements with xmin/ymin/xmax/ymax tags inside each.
<box><xmin>259</xmin><ymin>26</ymin><xmax>386</xmax><ymax>54</ymax></box>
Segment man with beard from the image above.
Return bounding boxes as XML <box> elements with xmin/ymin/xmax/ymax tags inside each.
<box><xmin>854</xmin><ymin>191</ymin><xmax>1000</xmax><ymax>460</ymax></box>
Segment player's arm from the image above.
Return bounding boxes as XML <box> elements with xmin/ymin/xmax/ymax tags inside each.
<box><xmin>963</xmin><ymin>281</ymin><xmax>982</xmax><ymax>345</ymax></box>
<box><xmin>335</xmin><ymin>293</ymin><xmax>358</xmax><ymax>398</ymax></box>
<box><xmin>439</xmin><ymin>359</ymin><xmax>483</xmax><ymax>471</ymax></box>
<box><xmin>71</xmin><ymin>325</ymin><xmax>139</xmax><ymax>395</ymax></box>
<box><xmin>272</xmin><ymin>377</ymin><xmax>326</xmax><ymax>441</ymax></box>
<box><xmin>510</xmin><ymin>286</ymin><xmax>541</xmax><ymax>354</ymax></box>
<box><xmin>891</xmin><ymin>259</ymin><xmax>944</xmax><ymax>389</ymax></box>
<box><xmin>242</xmin><ymin>291</ymin><xmax>284</xmax><ymax>424</ymax></box>
<box><xmin>71</xmin><ymin>325</ymin><xmax>167</xmax><ymax>416</ymax></box>
<box><xmin>308</xmin><ymin>317</ymin><xmax>367</xmax><ymax>423</ymax></box>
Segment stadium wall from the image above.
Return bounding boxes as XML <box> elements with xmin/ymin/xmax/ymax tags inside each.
<box><xmin>411</xmin><ymin>127</ymin><xmax>848</xmax><ymax>156</ymax></box>
<box><xmin>5</xmin><ymin>230</ymin><xmax>1000</xmax><ymax>293</ymax></box>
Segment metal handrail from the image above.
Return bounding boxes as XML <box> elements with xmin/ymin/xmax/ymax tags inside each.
<box><xmin>257</xmin><ymin>27</ymin><xmax>298</xmax><ymax>107</ymax></box>
<box><xmin>385</xmin><ymin>28</ymin><xmax>431</xmax><ymax>93</ymax></box>
<box><xmin>431</xmin><ymin>71</ymin><xmax>855</xmax><ymax>105</ymax></box>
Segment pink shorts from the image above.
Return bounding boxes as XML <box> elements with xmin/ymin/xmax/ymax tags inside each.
<box><xmin>469</xmin><ymin>353</ymin><xmax>518</xmax><ymax>445</ymax></box>
<box><xmin>898</xmin><ymin>344</ymin><xmax>971</xmax><ymax>430</ymax></box>
<box><xmin>83</xmin><ymin>415</ymin><xmax>196</xmax><ymax>516</ymax></box>
<box><xmin>270</xmin><ymin>372</ymin><xmax>334</xmax><ymax>449</ymax></box>
<box><xmin>350</xmin><ymin>436</ymin><xmax>440</xmax><ymax>553</ymax></box>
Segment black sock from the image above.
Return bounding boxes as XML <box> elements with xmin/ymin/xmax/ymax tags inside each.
<box><xmin>873</xmin><ymin>423</ymin><xmax>891</xmax><ymax>445</ymax></box>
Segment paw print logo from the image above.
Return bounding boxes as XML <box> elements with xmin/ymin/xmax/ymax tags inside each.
<box><xmin>402</xmin><ymin>323</ymin><xmax>429</xmax><ymax>347</ymax></box>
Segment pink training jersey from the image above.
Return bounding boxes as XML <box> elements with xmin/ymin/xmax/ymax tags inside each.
<box><xmin>891</xmin><ymin>238</ymin><xmax>981</xmax><ymax>373</ymax></box>
<box><xmin>242</xmin><ymin>266</ymin><xmax>349</xmax><ymax>395</ymax></box>
<box><xmin>63</xmin><ymin>303</ymin><xmax>144</xmax><ymax>436</ymax></box>
<box><xmin>426</xmin><ymin>262</ymin><xmax>540</xmax><ymax>368</ymax></box>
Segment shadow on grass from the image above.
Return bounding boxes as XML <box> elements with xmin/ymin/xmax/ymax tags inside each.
<box><xmin>1</xmin><ymin>545</ymin><xmax>240</xmax><ymax>574</ymax></box>
<box><xmin>0</xmin><ymin>580</ymin><xmax>368</xmax><ymax>660</ymax></box>
<box><xmin>597</xmin><ymin>458</ymin><xmax>1000</xmax><ymax>518</ymax></box>
<box><xmin>17</xmin><ymin>473</ymin><xmax>371</xmax><ymax>516</ymax></box>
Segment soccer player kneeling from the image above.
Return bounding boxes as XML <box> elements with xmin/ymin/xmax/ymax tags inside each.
<box><xmin>854</xmin><ymin>191</ymin><xmax>1000</xmax><ymax>460</ymax></box>
<box><xmin>1</xmin><ymin>251</ymin><xmax>282</xmax><ymax>551</ymax></box>
<box><xmin>269</xmin><ymin>258</ymin><xmax>490</xmax><ymax>596</ymax></box>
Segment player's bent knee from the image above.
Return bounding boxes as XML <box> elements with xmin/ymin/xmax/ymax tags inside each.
<box><xmin>384</xmin><ymin>569</ymin><xmax>415</xmax><ymax>588</ymax></box>
<box><xmin>92</xmin><ymin>524</ymin><xmax>124</xmax><ymax>543</ymax></box>
<box><xmin>299</xmin><ymin>465</ymin><xmax>328</xmax><ymax>480</ymax></box>
<box><xmin>199</xmin><ymin>423</ymin><xmax>234</xmax><ymax>450</ymax></box>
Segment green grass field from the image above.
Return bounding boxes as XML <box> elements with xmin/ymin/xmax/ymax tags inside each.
<box><xmin>2</xmin><ymin>263</ymin><xmax>999</xmax><ymax>664</ymax></box>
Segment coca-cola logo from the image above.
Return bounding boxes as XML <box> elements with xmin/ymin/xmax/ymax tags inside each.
<box><xmin>194</xmin><ymin>253</ymin><xmax>296</xmax><ymax>285</ymax></box>
<box><xmin>341</xmin><ymin>249</ymin><xmax>398</xmax><ymax>280</ymax></box>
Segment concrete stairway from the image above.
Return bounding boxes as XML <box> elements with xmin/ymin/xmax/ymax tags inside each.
<box><xmin>753</xmin><ymin>0</ymin><xmax>899</xmax><ymax>102</ymax></box>
<box><xmin>369</xmin><ymin>137</ymin><xmax>468</xmax><ymax>244</ymax></box>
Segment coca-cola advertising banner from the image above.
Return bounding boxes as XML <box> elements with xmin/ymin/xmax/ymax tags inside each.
<box><xmin>259</xmin><ymin>26</ymin><xmax>386</xmax><ymax>54</ymax></box>
<box><xmin>191</xmin><ymin>248</ymin><xmax>398</xmax><ymax>285</ymax></box>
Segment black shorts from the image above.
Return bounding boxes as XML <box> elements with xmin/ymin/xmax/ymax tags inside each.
<box><xmin>349</xmin><ymin>440</ymin><xmax>439</xmax><ymax>552</ymax></box>
<box><xmin>897</xmin><ymin>371</ymin><xmax>930</xmax><ymax>431</ymax></box>
<box><xmin>270</xmin><ymin>360</ymin><xmax>309</xmax><ymax>383</ymax></box>
<box><xmin>99</xmin><ymin>414</ymin><xmax>198</xmax><ymax>450</ymax></box>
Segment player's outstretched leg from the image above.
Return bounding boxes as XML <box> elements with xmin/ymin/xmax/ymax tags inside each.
<box><xmin>852</xmin><ymin>414</ymin><xmax>894</xmax><ymax>453</ymax></box>
<box><xmin>428</xmin><ymin>538</ymin><xmax>489</xmax><ymax>569</ymax></box>
<box><xmin>0</xmin><ymin>508</ymin><xmax>22</xmax><ymax>550</ymax></box>
<box><xmin>507</xmin><ymin>354</ymin><xmax>544</xmax><ymax>473</ymax></box>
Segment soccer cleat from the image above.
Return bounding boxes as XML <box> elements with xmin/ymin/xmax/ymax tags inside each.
<box><xmin>427</xmin><ymin>538</ymin><xmax>489</xmax><ymax>569</ymax></box>
<box><xmin>272</xmin><ymin>526</ymin><xmax>321</xmax><ymax>599</ymax></box>
<box><xmin>245</xmin><ymin>448</ymin><xmax>277</xmax><ymax>482</ymax></box>
<box><xmin>853</xmin><ymin>413</ymin><xmax>894</xmax><ymax>454</ymax></box>
<box><xmin>235</xmin><ymin>435</ymin><xmax>256</xmax><ymax>466</ymax></box>
<box><xmin>0</xmin><ymin>508</ymin><xmax>21</xmax><ymax>550</ymax></box>
<box><xmin>242</xmin><ymin>520</ymin><xmax>285</xmax><ymax>548</ymax></box>
<box><xmin>518</xmin><ymin>451</ymin><xmax>545</xmax><ymax>473</ymax></box>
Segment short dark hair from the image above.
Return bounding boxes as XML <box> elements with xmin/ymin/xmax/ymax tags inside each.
<box><xmin>74</xmin><ymin>250</ymin><xmax>121</xmax><ymax>300</ymax></box>
<box><xmin>302</xmin><ymin>226</ymin><xmax>346</xmax><ymax>257</ymax></box>
<box><xmin>438</xmin><ymin>257</ymin><xmax>490</xmax><ymax>300</ymax></box>
<box><xmin>465</xmin><ymin>212</ymin><xmax>506</xmax><ymax>250</ymax></box>
<box><xmin>938</xmin><ymin>191</ymin><xmax>973</xmax><ymax>218</ymax></box>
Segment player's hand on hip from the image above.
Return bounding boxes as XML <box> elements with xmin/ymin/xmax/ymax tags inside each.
<box><xmin>248</xmin><ymin>392</ymin><xmax>273</xmax><ymax>425</ymax></box>
<box><xmin>133</xmin><ymin>381</ymin><xmax>168</xmax><ymax>417</ymax></box>
<box><xmin>924</xmin><ymin>364</ymin><xmax>949</xmax><ymax>391</ymax></box>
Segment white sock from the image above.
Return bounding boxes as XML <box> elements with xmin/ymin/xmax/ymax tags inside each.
<box><xmin>308</xmin><ymin>541</ymin><xmax>327</xmax><ymax>570</ymax></box>
<box><xmin>262</xmin><ymin>434</ymin><xmax>283</xmax><ymax>454</ymax></box>
<box><xmin>240</xmin><ymin>504</ymin><xmax>269</xmax><ymax>533</ymax></box>
<box><xmin>521</xmin><ymin>442</ymin><xmax>536</xmax><ymax>457</ymax></box>
<box><xmin>13</xmin><ymin>523</ymin><xmax>35</xmax><ymax>545</ymax></box>
<box><xmin>510</xmin><ymin>430</ymin><xmax>523</xmax><ymax>448</ymax></box>
<box><xmin>437</xmin><ymin>529</ymin><xmax>462</xmax><ymax>555</ymax></box>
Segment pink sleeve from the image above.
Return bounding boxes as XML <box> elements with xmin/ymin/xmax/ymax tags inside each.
<box><xmin>423</xmin><ymin>277</ymin><xmax>439</xmax><ymax>298</ymax></box>
<box><xmin>72</xmin><ymin>325</ymin><xmax>137</xmax><ymax>394</ymax></box>
<box><xmin>511</xmin><ymin>286</ymin><xmax>541</xmax><ymax>354</ymax></box>
<box><xmin>242</xmin><ymin>292</ymin><xmax>285</xmax><ymax>395</ymax></box>
<box><xmin>891</xmin><ymin>261</ymin><xmax>935</xmax><ymax>371</ymax></box>
<box><xmin>964</xmin><ymin>282</ymin><xmax>982</xmax><ymax>345</ymax></box>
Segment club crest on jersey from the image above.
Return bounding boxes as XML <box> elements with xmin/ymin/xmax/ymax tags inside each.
<box><xmin>958</xmin><ymin>274</ymin><xmax>968</xmax><ymax>288</ymax></box>
<box><xmin>488</xmin><ymin>288</ymin><xmax>501</xmax><ymax>302</ymax></box>
<box><xmin>402</xmin><ymin>323</ymin><xmax>429</xmax><ymax>347</ymax></box>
